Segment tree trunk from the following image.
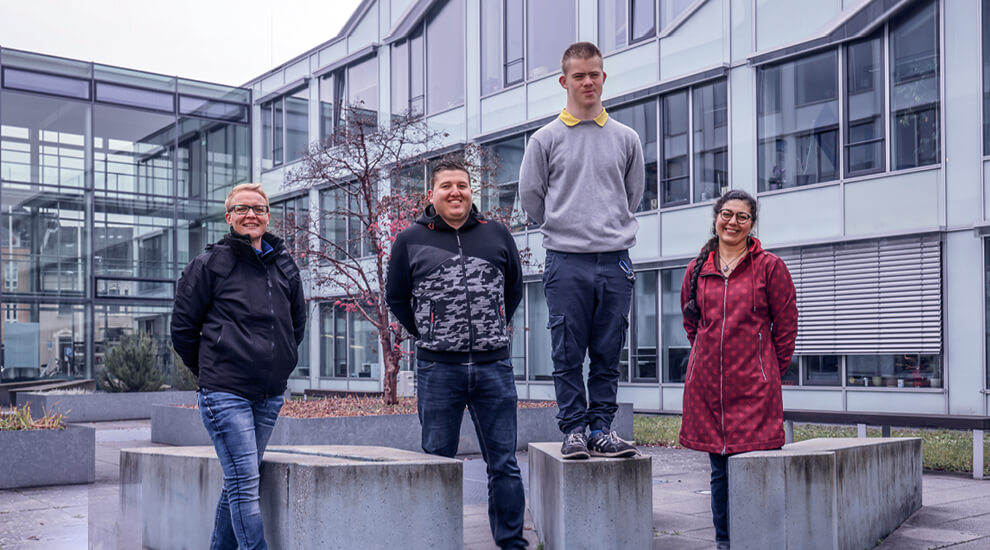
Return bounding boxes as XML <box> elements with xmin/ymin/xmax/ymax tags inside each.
<box><xmin>381</xmin><ymin>342</ymin><xmax>402</xmax><ymax>405</ymax></box>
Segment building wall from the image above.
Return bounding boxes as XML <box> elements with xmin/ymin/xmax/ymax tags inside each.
<box><xmin>249</xmin><ymin>0</ymin><xmax>988</xmax><ymax>416</ymax></box>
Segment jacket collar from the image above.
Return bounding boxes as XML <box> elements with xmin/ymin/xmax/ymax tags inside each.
<box><xmin>417</xmin><ymin>204</ymin><xmax>482</xmax><ymax>231</ymax></box>
<box><xmin>223</xmin><ymin>230</ymin><xmax>285</xmax><ymax>258</ymax></box>
<box><xmin>558</xmin><ymin>108</ymin><xmax>609</xmax><ymax>127</ymax></box>
<box><xmin>699</xmin><ymin>236</ymin><xmax>765</xmax><ymax>277</ymax></box>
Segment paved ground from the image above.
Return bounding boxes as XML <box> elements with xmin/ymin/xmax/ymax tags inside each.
<box><xmin>1</xmin><ymin>420</ymin><xmax>990</xmax><ymax>549</ymax></box>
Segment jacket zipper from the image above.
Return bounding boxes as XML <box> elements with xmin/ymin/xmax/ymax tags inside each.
<box><xmin>719</xmin><ymin>276</ymin><xmax>728</xmax><ymax>455</ymax></box>
<box><xmin>758</xmin><ymin>332</ymin><xmax>767</xmax><ymax>381</ymax></box>
<box><xmin>455</xmin><ymin>231</ymin><xmax>475</xmax><ymax>364</ymax></box>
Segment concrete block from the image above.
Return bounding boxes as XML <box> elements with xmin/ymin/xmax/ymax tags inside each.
<box><xmin>22</xmin><ymin>390</ymin><xmax>196</xmax><ymax>422</ymax></box>
<box><xmin>120</xmin><ymin>445</ymin><xmax>462</xmax><ymax>550</ymax></box>
<box><xmin>729</xmin><ymin>437</ymin><xmax>923</xmax><ymax>550</ymax></box>
<box><xmin>151</xmin><ymin>402</ymin><xmax>635</xmax><ymax>453</ymax></box>
<box><xmin>0</xmin><ymin>425</ymin><xmax>94</xmax><ymax>488</ymax></box>
<box><xmin>528</xmin><ymin>442</ymin><xmax>653</xmax><ymax>550</ymax></box>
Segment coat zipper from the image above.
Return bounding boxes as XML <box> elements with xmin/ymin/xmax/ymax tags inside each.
<box><xmin>455</xmin><ymin>231</ymin><xmax>475</xmax><ymax>364</ymax></box>
<box><xmin>758</xmin><ymin>332</ymin><xmax>767</xmax><ymax>381</ymax></box>
<box><xmin>719</xmin><ymin>276</ymin><xmax>728</xmax><ymax>455</ymax></box>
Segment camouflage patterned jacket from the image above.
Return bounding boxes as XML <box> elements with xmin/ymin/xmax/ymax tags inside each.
<box><xmin>386</xmin><ymin>206</ymin><xmax>523</xmax><ymax>364</ymax></box>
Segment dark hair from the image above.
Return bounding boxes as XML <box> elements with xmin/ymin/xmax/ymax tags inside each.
<box><xmin>682</xmin><ymin>190</ymin><xmax>759</xmax><ymax>322</ymax></box>
<box><xmin>560</xmin><ymin>42</ymin><xmax>603</xmax><ymax>74</ymax></box>
<box><xmin>430</xmin><ymin>159</ymin><xmax>470</xmax><ymax>188</ymax></box>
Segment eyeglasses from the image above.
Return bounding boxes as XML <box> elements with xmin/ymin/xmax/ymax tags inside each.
<box><xmin>718</xmin><ymin>209</ymin><xmax>752</xmax><ymax>224</ymax></box>
<box><xmin>228</xmin><ymin>204</ymin><xmax>270</xmax><ymax>215</ymax></box>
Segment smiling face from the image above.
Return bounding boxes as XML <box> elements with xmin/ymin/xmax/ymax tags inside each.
<box><xmin>559</xmin><ymin>55</ymin><xmax>606</xmax><ymax>113</ymax></box>
<box><xmin>715</xmin><ymin>199</ymin><xmax>753</xmax><ymax>249</ymax></box>
<box><xmin>428</xmin><ymin>169</ymin><xmax>472</xmax><ymax>229</ymax></box>
<box><xmin>224</xmin><ymin>189</ymin><xmax>270</xmax><ymax>246</ymax></box>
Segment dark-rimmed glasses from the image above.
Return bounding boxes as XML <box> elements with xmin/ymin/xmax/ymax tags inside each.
<box><xmin>717</xmin><ymin>209</ymin><xmax>752</xmax><ymax>224</ymax></box>
<box><xmin>228</xmin><ymin>204</ymin><xmax>270</xmax><ymax>215</ymax></box>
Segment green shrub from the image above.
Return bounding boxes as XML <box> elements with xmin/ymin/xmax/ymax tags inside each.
<box><xmin>98</xmin><ymin>332</ymin><xmax>164</xmax><ymax>392</ymax></box>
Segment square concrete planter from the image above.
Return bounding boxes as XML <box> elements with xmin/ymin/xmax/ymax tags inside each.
<box><xmin>0</xmin><ymin>424</ymin><xmax>95</xmax><ymax>489</ymax></box>
<box><xmin>21</xmin><ymin>390</ymin><xmax>197</xmax><ymax>422</ymax></box>
<box><xmin>152</xmin><ymin>402</ymin><xmax>635</xmax><ymax>453</ymax></box>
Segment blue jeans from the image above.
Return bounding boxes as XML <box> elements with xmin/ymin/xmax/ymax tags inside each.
<box><xmin>417</xmin><ymin>359</ymin><xmax>527</xmax><ymax>549</ymax></box>
<box><xmin>543</xmin><ymin>250</ymin><xmax>634</xmax><ymax>434</ymax></box>
<box><xmin>709</xmin><ymin>453</ymin><xmax>731</xmax><ymax>542</ymax></box>
<box><xmin>199</xmin><ymin>389</ymin><xmax>284</xmax><ymax>550</ymax></box>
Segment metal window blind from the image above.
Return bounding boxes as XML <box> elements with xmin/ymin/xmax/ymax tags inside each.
<box><xmin>773</xmin><ymin>235</ymin><xmax>941</xmax><ymax>355</ymax></box>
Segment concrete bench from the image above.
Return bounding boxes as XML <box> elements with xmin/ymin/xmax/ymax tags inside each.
<box><xmin>729</xmin><ymin>437</ymin><xmax>922</xmax><ymax>550</ymax></box>
<box><xmin>784</xmin><ymin>409</ymin><xmax>990</xmax><ymax>479</ymax></box>
<box><xmin>120</xmin><ymin>445</ymin><xmax>462</xmax><ymax>550</ymax></box>
<box><xmin>528</xmin><ymin>442</ymin><xmax>653</xmax><ymax>550</ymax></box>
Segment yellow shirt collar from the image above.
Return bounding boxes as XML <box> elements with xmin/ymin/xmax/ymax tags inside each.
<box><xmin>558</xmin><ymin>108</ymin><xmax>609</xmax><ymax>127</ymax></box>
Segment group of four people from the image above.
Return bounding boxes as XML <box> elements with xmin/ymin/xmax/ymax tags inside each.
<box><xmin>172</xmin><ymin>41</ymin><xmax>797</xmax><ymax>550</ymax></box>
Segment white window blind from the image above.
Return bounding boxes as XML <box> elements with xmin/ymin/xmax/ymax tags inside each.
<box><xmin>773</xmin><ymin>235</ymin><xmax>941</xmax><ymax>355</ymax></box>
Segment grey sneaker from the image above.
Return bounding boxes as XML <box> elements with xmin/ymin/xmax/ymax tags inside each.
<box><xmin>561</xmin><ymin>432</ymin><xmax>590</xmax><ymax>459</ymax></box>
<box><xmin>587</xmin><ymin>430</ymin><xmax>638</xmax><ymax>458</ymax></box>
<box><xmin>716</xmin><ymin>540</ymin><xmax>730</xmax><ymax>550</ymax></box>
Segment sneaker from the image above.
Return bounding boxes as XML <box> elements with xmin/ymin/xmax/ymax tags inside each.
<box><xmin>587</xmin><ymin>430</ymin><xmax>638</xmax><ymax>458</ymax></box>
<box><xmin>716</xmin><ymin>540</ymin><xmax>731</xmax><ymax>550</ymax></box>
<box><xmin>561</xmin><ymin>432</ymin><xmax>590</xmax><ymax>459</ymax></box>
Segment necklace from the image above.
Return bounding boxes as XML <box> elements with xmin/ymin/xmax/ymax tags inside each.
<box><xmin>719</xmin><ymin>249</ymin><xmax>747</xmax><ymax>274</ymax></box>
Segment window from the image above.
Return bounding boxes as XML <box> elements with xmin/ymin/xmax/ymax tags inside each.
<box><xmin>757</xmin><ymin>0</ymin><xmax>940</xmax><ymax>191</ymax></box>
<box><xmin>626</xmin><ymin>271</ymin><xmax>659</xmax><ymax>381</ymax></box>
<box><xmin>798</xmin><ymin>355</ymin><xmax>840</xmax><ymax>386</ymax></box>
<box><xmin>426</xmin><ymin>0</ymin><xmax>464</xmax><ymax>114</ymax></box>
<box><xmin>662</xmin><ymin>91</ymin><xmax>689</xmax><ymax>206</ymax></box>
<box><xmin>599</xmin><ymin>0</ymin><xmax>656</xmax><ymax>54</ymax></box>
<box><xmin>986</xmin><ymin>238</ymin><xmax>990</xmax><ymax>388</ymax></box>
<box><xmin>391</xmin><ymin>33</ymin><xmax>425</xmax><ymax>117</ymax></box>
<box><xmin>890</xmin><ymin>0</ymin><xmax>939</xmax><ymax>170</ymax></box>
<box><xmin>261</xmin><ymin>87</ymin><xmax>308</xmax><ymax>170</ymax></box>
<box><xmin>847</xmin><ymin>355</ymin><xmax>942</xmax><ymax>388</ymax></box>
<box><xmin>391</xmin><ymin>0</ymin><xmax>462</xmax><ymax>116</ymax></box>
<box><xmin>320</xmin><ymin>303</ymin><xmax>379</xmax><ymax>379</ymax></box>
<box><xmin>660</xmin><ymin>268</ymin><xmax>689</xmax><ymax>383</ymax></box>
<box><xmin>269</xmin><ymin>195</ymin><xmax>309</xmax><ymax>264</ymax></box>
<box><xmin>527</xmin><ymin>0</ymin><xmax>576</xmax><ymax>80</ymax></box>
<box><xmin>845</xmin><ymin>35</ymin><xmax>885</xmax><ymax>175</ymax></box>
<box><xmin>757</xmin><ymin>51</ymin><xmax>839</xmax><ymax>191</ymax></box>
<box><xmin>526</xmin><ymin>283</ymin><xmax>553</xmax><ymax>380</ymax></box>
<box><xmin>291</xmin><ymin>323</ymin><xmax>310</xmax><ymax>378</ymax></box>
<box><xmin>611</xmin><ymin>99</ymin><xmax>659</xmax><ymax>211</ymax></box>
<box><xmin>659</xmin><ymin>0</ymin><xmax>695</xmax><ymax>30</ymax></box>
<box><xmin>347</xmin><ymin>56</ymin><xmax>379</xmax><ymax>125</ymax></box>
<box><xmin>481</xmin><ymin>136</ymin><xmax>527</xmax><ymax>229</ymax></box>
<box><xmin>320</xmin><ymin>187</ymin><xmax>373</xmax><ymax>260</ymax></box>
<box><xmin>510</xmin><ymin>305</ymin><xmax>526</xmax><ymax>379</ymax></box>
<box><xmin>692</xmin><ymin>79</ymin><xmax>728</xmax><ymax>202</ymax></box>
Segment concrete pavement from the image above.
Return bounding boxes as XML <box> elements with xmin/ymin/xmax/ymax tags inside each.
<box><xmin>1</xmin><ymin>420</ymin><xmax>989</xmax><ymax>549</ymax></box>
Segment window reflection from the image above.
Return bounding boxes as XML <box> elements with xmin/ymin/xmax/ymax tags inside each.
<box><xmin>1</xmin><ymin>302</ymin><xmax>86</xmax><ymax>381</ymax></box>
<box><xmin>482</xmin><ymin>136</ymin><xmax>527</xmax><ymax>229</ymax></box>
<box><xmin>890</xmin><ymin>1</ymin><xmax>939</xmax><ymax>170</ymax></box>
<box><xmin>527</xmin><ymin>0</ymin><xmax>575</xmax><ymax>80</ymax></box>
<box><xmin>527</xmin><ymin>284</ymin><xmax>553</xmax><ymax>380</ymax></box>
<box><xmin>662</xmin><ymin>91</ymin><xmax>689</xmax><ymax>206</ymax></box>
<box><xmin>611</xmin><ymin>100</ymin><xmax>659</xmax><ymax>211</ymax></box>
<box><xmin>692</xmin><ymin>80</ymin><xmax>728</xmax><ymax>202</ymax></box>
<box><xmin>427</xmin><ymin>0</ymin><xmax>464</xmax><ymax>114</ymax></box>
<box><xmin>845</xmin><ymin>35</ymin><xmax>885</xmax><ymax>175</ymax></box>
<box><xmin>661</xmin><ymin>268</ymin><xmax>689</xmax><ymax>383</ymax></box>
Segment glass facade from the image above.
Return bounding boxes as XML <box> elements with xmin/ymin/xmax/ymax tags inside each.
<box><xmin>0</xmin><ymin>50</ymin><xmax>250</xmax><ymax>384</ymax></box>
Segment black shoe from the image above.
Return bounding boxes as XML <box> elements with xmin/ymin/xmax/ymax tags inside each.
<box><xmin>587</xmin><ymin>430</ymin><xmax>638</xmax><ymax>458</ymax></box>
<box><xmin>561</xmin><ymin>432</ymin><xmax>590</xmax><ymax>459</ymax></box>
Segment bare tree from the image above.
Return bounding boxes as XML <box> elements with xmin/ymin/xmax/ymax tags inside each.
<box><xmin>282</xmin><ymin>106</ymin><xmax>528</xmax><ymax>404</ymax></box>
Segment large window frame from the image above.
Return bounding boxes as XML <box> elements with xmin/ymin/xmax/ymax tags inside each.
<box><xmin>391</xmin><ymin>0</ymin><xmax>464</xmax><ymax>117</ymax></box>
<box><xmin>260</xmin><ymin>87</ymin><xmax>308</xmax><ymax>170</ymax></box>
<box><xmin>757</xmin><ymin>0</ymin><xmax>941</xmax><ymax>193</ymax></box>
<box><xmin>319</xmin><ymin>302</ymin><xmax>381</xmax><ymax>380</ymax></box>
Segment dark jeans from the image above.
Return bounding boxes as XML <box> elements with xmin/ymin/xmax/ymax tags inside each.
<box><xmin>199</xmin><ymin>389</ymin><xmax>284</xmax><ymax>550</ymax></box>
<box><xmin>709</xmin><ymin>453</ymin><xmax>731</xmax><ymax>542</ymax></box>
<box><xmin>543</xmin><ymin>250</ymin><xmax>634</xmax><ymax>434</ymax></box>
<box><xmin>417</xmin><ymin>359</ymin><xmax>527</xmax><ymax>549</ymax></box>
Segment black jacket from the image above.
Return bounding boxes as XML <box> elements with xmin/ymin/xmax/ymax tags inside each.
<box><xmin>171</xmin><ymin>231</ymin><xmax>307</xmax><ymax>399</ymax></box>
<box><xmin>386</xmin><ymin>205</ymin><xmax>523</xmax><ymax>363</ymax></box>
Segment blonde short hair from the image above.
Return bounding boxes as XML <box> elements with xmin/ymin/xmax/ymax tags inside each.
<box><xmin>225</xmin><ymin>183</ymin><xmax>269</xmax><ymax>211</ymax></box>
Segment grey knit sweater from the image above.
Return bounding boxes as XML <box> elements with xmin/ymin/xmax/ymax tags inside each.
<box><xmin>518</xmin><ymin>114</ymin><xmax>645</xmax><ymax>253</ymax></box>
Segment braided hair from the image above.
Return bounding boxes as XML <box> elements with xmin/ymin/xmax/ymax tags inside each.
<box><xmin>682</xmin><ymin>190</ymin><xmax>759</xmax><ymax>322</ymax></box>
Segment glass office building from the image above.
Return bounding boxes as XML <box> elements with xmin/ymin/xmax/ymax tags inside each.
<box><xmin>0</xmin><ymin>49</ymin><xmax>250</xmax><ymax>384</ymax></box>
<box><xmin>8</xmin><ymin>0</ymin><xmax>990</xmax><ymax>419</ymax></box>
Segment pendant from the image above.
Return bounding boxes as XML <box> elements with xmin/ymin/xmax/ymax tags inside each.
<box><xmin>721</xmin><ymin>265</ymin><xmax>729</xmax><ymax>273</ymax></box>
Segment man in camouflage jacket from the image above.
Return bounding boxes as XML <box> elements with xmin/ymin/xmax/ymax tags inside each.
<box><xmin>386</xmin><ymin>159</ymin><xmax>526</xmax><ymax>549</ymax></box>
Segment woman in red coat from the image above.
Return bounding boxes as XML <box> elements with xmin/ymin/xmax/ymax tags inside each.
<box><xmin>679</xmin><ymin>189</ymin><xmax>797</xmax><ymax>550</ymax></box>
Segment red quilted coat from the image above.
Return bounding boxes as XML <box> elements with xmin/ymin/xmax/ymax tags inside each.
<box><xmin>678</xmin><ymin>237</ymin><xmax>798</xmax><ymax>455</ymax></box>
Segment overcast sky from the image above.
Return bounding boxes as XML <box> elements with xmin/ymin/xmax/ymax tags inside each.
<box><xmin>0</xmin><ymin>0</ymin><xmax>364</xmax><ymax>86</ymax></box>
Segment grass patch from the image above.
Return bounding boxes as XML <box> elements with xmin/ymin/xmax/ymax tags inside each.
<box><xmin>0</xmin><ymin>403</ymin><xmax>66</xmax><ymax>430</ymax></box>
<box><xmin>633</xmin><ymin>414</ymin><xmax>990</xmax><ymax>476</ymax></box>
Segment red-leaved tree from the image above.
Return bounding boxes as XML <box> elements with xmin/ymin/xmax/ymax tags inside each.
<box><xmin>281</xmin><ymin>106</ymin><xmax>530</xmax><ymax>404</ymax></box>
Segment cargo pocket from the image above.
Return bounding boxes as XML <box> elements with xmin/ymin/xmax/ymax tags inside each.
<box><xmin>548</xmin><ymin>314</ymin><xmax>567</xmax><ymax>365</ymax></box>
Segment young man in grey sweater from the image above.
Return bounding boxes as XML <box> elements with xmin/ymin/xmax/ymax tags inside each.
<box><xmin>519</xmin><ymin>42</ymin><xmax>645</xmax><ymax>459</ymax></box>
